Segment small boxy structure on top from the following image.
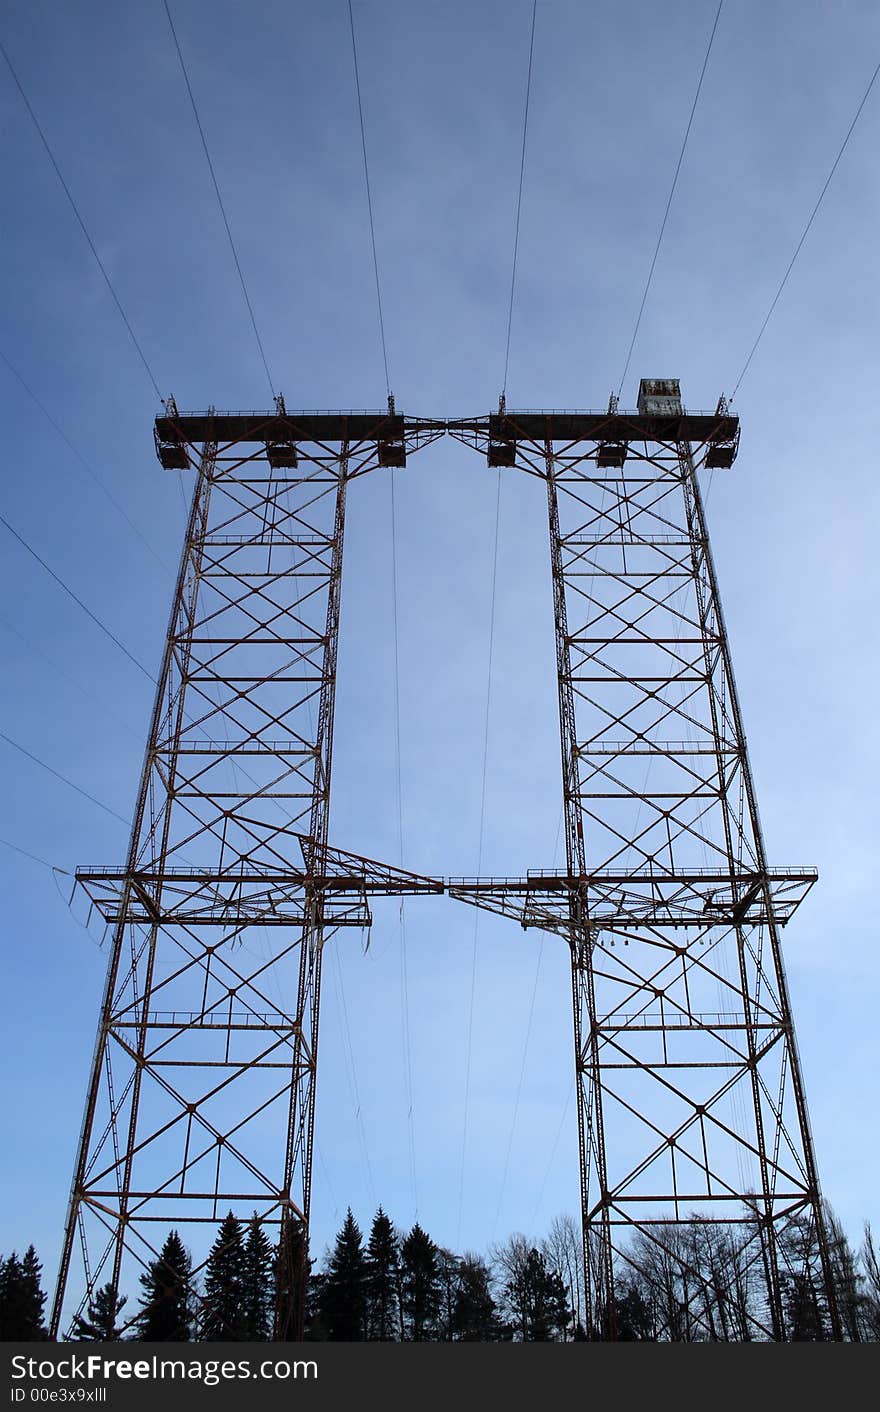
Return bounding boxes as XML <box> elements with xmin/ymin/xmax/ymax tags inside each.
<box><xmin>479</xmin><ymin>379</ymin><xmax>739</xmax><ymax>473</ymax></box>
<box><xmin>637</xmin><ymin>376</ymin><xmax>683</xmax><ymax>416</ymax></box>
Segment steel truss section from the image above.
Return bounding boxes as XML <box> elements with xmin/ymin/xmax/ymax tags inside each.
<box><xmin>51</xmin><ymin>404</ymin><xmax>443</xmax><ymax>1339</ymax></box>
<box><xmin>448</xmin><ymin>400</ymin><xmax>840</xmax><ymax>1341</ymax></box>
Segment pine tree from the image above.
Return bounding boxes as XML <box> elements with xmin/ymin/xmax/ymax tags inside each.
<box><xmin>276</xmin><ymin>1219</ymin><xmax>311</xmax><ymax>1340</ymax></box>
<box><xmin>241</xmin><ymin>1216</ymin><xmax>274</xmax><ymax>1340</ymax></box>
<box><xmin>304</xmin><ymin>1271</ymin><xmax>329</xmax><ymax>1341</ymax></box>
<box><xmin>364</xmin><ymin>1208</ymin><xmax>399</xmax><ymax>1341</ymax></box>
<box><xmin>501</xmin><ymin>1243</ymin><xmax>571</xmax><ymax>1341</ymax></box>
<box><xmin>137</xmin><ymin>1231</ymin><xmax>194</xmax><ymax>1341</ymax></box>
<box><xmin>400</xmin><ymin>1223</ymin><xmax>440</xmax><ymax>1341</ymax></box>
<box><xmin>72</xmin><ymin>1284</ymin><xmax>127</xmax><ymax>1341</ymax></box>
<box><xmin>320</xmin><ymin>1209</ymin><xmax>366</xmax><ymax>1340</ymax></box>
<box><xmin>435</xmin><ymin>1248</ymin><xmax>460</xmax><ymax>1341</ymax></box>
<box><xmin>0</xmin><ymin>1256</ymin><xmax>16</xmax><ymax>1339</ymax></box>
<box><xmin>612</xmin><ymin>1280</ymin><xmax>655</xmax><ymax>1341</ymax></box>
<box><xmin>0</xmin><ymin>1247</ymin><xmax>48</xmax><ymax>1339</ymax></box>
<box><xmin>454</xmin><ymin>1255</ymin><xmax>500</xmax><ymax>1341</ymax></box>
<box><xmin>201</xmin><ymin>1213</ymin><xmax>246</xmax><ymax>1340</ymax></box>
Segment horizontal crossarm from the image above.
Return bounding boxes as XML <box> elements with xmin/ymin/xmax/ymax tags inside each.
<box><xmin>77</xmin><ymin>834</ymin><xmax>444</xmax><ymax>925</ymax></box>
<box><xmin>446</xmin><ymin>867</ymin><xmax>816</xmax><ymax>936</ymax></box>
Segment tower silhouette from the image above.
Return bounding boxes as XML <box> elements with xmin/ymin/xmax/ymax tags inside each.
<box><xmin>52</xmin><ymin>384</ymin><xmax>839</xmax><ymax>1340</ymax></box>
<box><xmin>51</xmin><ymin>400</ymin><xmax>443</xmax><ymax>1337</ymax></box>
<box><xmin>450</xmin><ymin>380</ymin><xmax>839</xmax><ymax>1339</ymax></box>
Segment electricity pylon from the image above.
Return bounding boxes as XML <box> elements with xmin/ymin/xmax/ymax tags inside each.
<box><xmin>53</xmin><ymin>389</ymin><xmax>838</xmax><ymax>1341</ymax></box>
<box><xmin>51</xmin><ymin>401</ymin><xmax>443</xmax><ymax>1337</ymax></box>
<box><xmin>449</xmin><ymin>381</ymin><xmax>840</xmax><ymax>1340</ymax></box>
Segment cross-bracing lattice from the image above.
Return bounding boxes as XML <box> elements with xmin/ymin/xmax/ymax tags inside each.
<box><xmin>53</xmin><ymin>392</ymin><xmax>838</xmax><ymax>1341</ymax></box>
<box><xmin>449</xmin><ymin>392</ymin><xmax>839</xmax><ymax>1339</ymax></box>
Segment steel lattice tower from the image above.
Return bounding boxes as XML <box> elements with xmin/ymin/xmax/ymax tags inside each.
<box><xmin>449</xmin><ymin>381</ymin><xmax>840</xmax><ymax>1340</ymax></box>
<box><xmin>52</xmin><ymin>387</ymin><xmax>838</xmax><ymax>1341</ymax></box>
<box><xmin>51</xmin><ymin>401</ymin><xmax>443</xmax><ymax>1337</ymax></box>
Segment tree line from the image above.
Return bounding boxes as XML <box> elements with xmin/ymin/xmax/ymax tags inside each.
<box><xmin>3</xmin><ymin>1203</ymin><xmax>880</xmax><ymax>1341</ymax></box>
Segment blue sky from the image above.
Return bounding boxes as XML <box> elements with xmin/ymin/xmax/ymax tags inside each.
<box><xmin>1</xmin><ymin>0</ymin><xmax>879</xmax><ymax>1292</ymax></box>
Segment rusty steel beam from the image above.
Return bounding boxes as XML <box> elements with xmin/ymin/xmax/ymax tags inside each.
<box><xmin>449</xmin><ymin>383</ymin><xmax>838</xmax><ymax>1342</ymax></box>
<box><xmin>51</xmin><ymin>401</ymin><xmax>442</xmax><ymax>1340</ymax></box>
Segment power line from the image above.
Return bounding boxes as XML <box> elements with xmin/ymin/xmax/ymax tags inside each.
<box><xmin>0</xmin><ymin>348</ymin><xmax>171</xmax><ymax>575</ymax></box>
<box><xmin>0</xmin><ymin>511</ymin><xmax>156</xmax><ymax>684</ymax></box>
<box><xmin>456</xmin><ymin>468</ymin><xmax>503</xmax><ymax>1246</ymax></box>
<box><xmin>0</xmin><ymin>835</ymin><xmax>69</xmax><ymax>874</ymax></box>
<box><xmin>530</xmin><ymin>1079</ymin><xmax>574</xmax><ymax>1230</ymax></box>
<box><xmin>0</xmin><ymin>729</ymin><xmax>129</xmax><ymax>826</ymax></box>
<box><xmin>502</xmin><ymin>0</ymin><xmax>538</xmax><ymax>398</ymax></box>
<box><xmin>456</xmin><ymin>0</ymin><xmax>540</xmax><ymax>1248</ymax></box>
<box><xmin>347</xmin><ymin>0</ymin><xmax>391</xmax><ymax>396</ymax></box>
<box><xmin>491</xmin><ymin>935</ymin><xmax>545</xmax><ymax>1240</ymax></box>
<box><xmin>389</xmin><ymin>472</ymin><xmax>418</xmax><ymax>1216</ymax></box>
<box><xmin>0</xmin><ymin>38</ymin><xmax>163</xmax><ymax>401</ymax></box>
<box><xmin>0</xmin><ymin>610</ymin><xmax>143</xmax><ymax>744</ymax></box>
<box><xmin>492</xmin><ymin>804</ymin><xmax>563</xmax><ymax>1238</ymax></box>
<box><xmin>731</xmin><ymin>54</ymin><xmax>880</xmax><ymax>399</ymax></box>
<box><xmin>162</xmin><ymin>0</ymin><xmax>275</xmax><ymax>399</ymax></box>
<box><xmin>0</xmin><ymin>486</ymin><xmax>305</xmax><ymax>835</ymax></box>
<box><xmin>617</xmin><ymin>1</ymin><xmax>723</xmax><ymax>400</ymax></box>
<box><xmin>330</xmin><ymin>940</ymin><xmax>377</xmax><ymax>1208</ymax></box>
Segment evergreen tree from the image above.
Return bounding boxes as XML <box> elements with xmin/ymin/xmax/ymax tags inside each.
<box><xmin>612</xmin><ymin>1280</ymin><xmax>655</xmax><ymax>1341</ymax></box>
<box><xmin>0</xmin><ymin>1256</ymin><xmax>18</xmax><ymax>1339</ymax></box>
<box><xmin>304</xmin><ymin>1271</ymin><xmax>329</xmax><ymax>1341</ymax></box>
<box><xmin>453</xmin><ymin>1255</ymin><xmax>501</xmax><ymax>1341</ymax></box>
<box><xmin>320</xmin><ymin>1209</ymin><xmax>366</xmax><ymax>1340</ymax></box>
<box><xmin>502</xmin><ymin>1245</ymin><xmax>571</xmax><ymax>1341</ymax></box>
<box><xmin>400</xmin><ymin>1223</ymin><xmax>440</xmax><ymax>1341</ymax></box>
<box><xmin>241</xmin><ymin>1216</ymin><xmax>274</xmax><ymax>1340</ymax></box>
<box><xmin>778</xmin><ymin>1212</ymin><xmax>833</xmax><ymax>1341</ymax></box>
<box><xmin>0</xmin><ymin>1247</ymin><xmax>47</xmax><ymax>1339</ymax></box>
<box><xmin>364</xmin><ymin>1208</ymin><xmax>399</xmax><ymax>1341</ymax></box>
<box><xmin>201</xmin><ymin>1213</ymin><xmax>246</xmax><ymax>1340</ymax></box>
<box><xmin>137</xmin><ymin>1231</ymin><xmax>194</xmax><ymax>1341</ymax></box>
<box><xmin>72</xmin><ymin>1284</ymin><xmax>127</xmax><ymax>1341</ymax></box>
<box><xmin>435</xmin><ymin>1248</ymin><xmax>460</xmax><ymax>1341</ymax></box>
<box><xmin>276</xmin><ymin>1219</ymin><xmax>311</xmax><ymax>1340</ymax></box>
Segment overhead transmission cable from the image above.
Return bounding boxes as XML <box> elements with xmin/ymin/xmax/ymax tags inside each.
<box><xmin>2</xmin><ymin>490</ymin><xmax>379</xmax><ymax>1198</ymax></box>
<box><xmin>390</xmin><ymin>473</ymin><xmax>419</xmax><ymax>1216</ymax></box>
<box><xmin>0</xmin><ymin>836</ymin><xmax>69</xmax><ymax>875</ymax></box>
<box><xmin>0</xmin><ymin>349</ymin><xmax>171</xmax><ymax>575</ymax></box>
<box><xmin>731</xmin><ymin>54</ymin><xmax>880</xmax><ymax>399</ymax></box>
<box><xmin>1</xmin><ymin>488</ymin><xmax>316</xmax><ymax>845</ymax></box>
<box><xmin>0</xmin><ymin>610</ymin><xmax>143</xmax><ymax>744</ymax></box>
<box><xmin>490</xmin><ymin>937</ymin><xmax>545</xmax><ymax>1241</ymax></box>
<box><xmin>456</xmin><ymin>469</ymin><xmax>502</xmax><ymax>1246</ymax></box>
<box><xmin>162</xmin><ymin>0</ymin><xmax>275</xmax><ymax>399</ymax></box>
<box><xmin>490</xmin><ymin>806</ymin><xmax>563</xmax><ymax>1239</ymax></box>
<box><xmin>0</xmin><ymin>511</ymin><xmax>155</xmax><ymax>684</ymax></box>
<box><xmin>330</xmin><ymin>940</ymin><xmax>377</xmax><ymax>1208</ymax></box>
<box><xmin>0</xmin><ymin>729</ymin><xmax>129</xmax><ymax>826</ymax></box>
<box><xmin>502</xmin><ymin>0</ymin><xmax>538</xmax><ymax>398</ymax></box>
<box><xmin>0</xmin><ymin>38</ymin><xmax>162</xmax><ymax>401</ymax></box>
<box><xmin>530</xmin><ymin>1079</ymin><xmax>574</xmax><ymax>1229</ymax></box>
<box><xmin>347</xmin><ymin>0</ymin><xmax>391</xmax><ymax>396</ymax></box>
<box><xmin>348</xmin><ymin>0</ymin><xmax>415</xmax><ymax>1208</ymax></box>
<box><xmin>456</xmin><ymin>0</ymin><xmax>538</xmax><ymax>1248</ymax></box>
<box><xmin>457</xmin><ymin>3</ymin><xmax>538</xmax><ymax>1247</ymax></box>
<box><xmin>616</xmin><ymin>1</ymin><xmax>723</xmax><ymax>400</ymax></box>
<box><xmin>0</xmin><ymin>41</ymin><xmax>189</xmax><ymax>535</ymax></box>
